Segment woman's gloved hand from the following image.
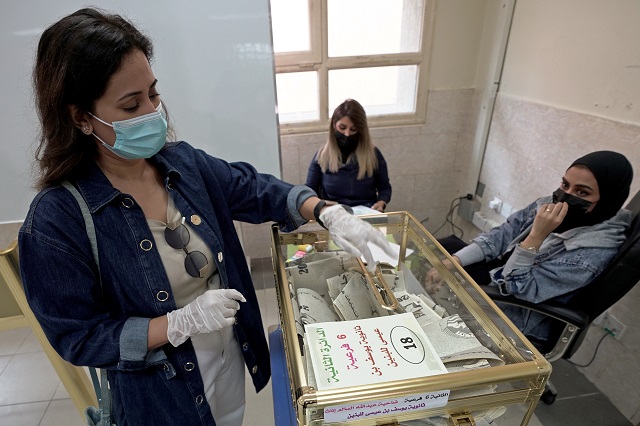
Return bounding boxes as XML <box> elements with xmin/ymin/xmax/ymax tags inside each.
<box><xmin>319</xmin><ymin>205</ymin><xmax>395</xmax><ymax>272</ymax></box>
<box><xmin>167</xmin><ymin>289</ymin><xmax>246</xmax><ymax>347</ymax></box>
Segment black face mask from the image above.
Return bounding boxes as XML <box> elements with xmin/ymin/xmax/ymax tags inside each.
<box><xmin>552</xmin><ymin>188</ymin><xmax>594</xmax><ymax>213</ymax></box>
<box><xmin>552</xmin><ymin>188</ymin><xmax>597</xmax><ymax>233</ymax></box>
<box><xmin>334</xmin><ymin>131</ymin><xmax>359</xmax><ymax>162</ymax></box>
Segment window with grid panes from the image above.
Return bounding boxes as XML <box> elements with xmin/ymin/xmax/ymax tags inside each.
<box><xmin>271</xmin><ymin>0</ymin><xmax>433</xmax><ymax>134</ymax></box>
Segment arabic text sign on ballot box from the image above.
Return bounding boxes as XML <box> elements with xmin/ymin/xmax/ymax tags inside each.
<box><xmin>306</xmin><ymin>314</ymin><xmax>447</xmax><ymax>390</ymax></box>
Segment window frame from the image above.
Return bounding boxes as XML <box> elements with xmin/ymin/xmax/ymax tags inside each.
<box><xmin>273</xmin><ymin>0</ymin><xmax>435</xmax><ymax>135</ymax></box>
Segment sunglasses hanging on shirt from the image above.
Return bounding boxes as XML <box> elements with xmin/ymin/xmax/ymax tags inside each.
<box><xmin>164</xmin><ymin>217</ymin><xmax>209</xmax><ymax>278</ymax></box>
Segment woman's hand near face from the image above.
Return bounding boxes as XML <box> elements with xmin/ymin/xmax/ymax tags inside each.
<box><xmin>527</xmin><ymin>202</ymin><xmax>569</xmax><ymax>247</ymax></box>
<box><xmin>371</xmin><ymin>201</ymin><xmax>386</xmax><ymax>212</ymax></box>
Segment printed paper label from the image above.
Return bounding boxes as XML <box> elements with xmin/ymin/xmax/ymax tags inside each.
<box><xmin>324</xmin><ymin>390</ymin><xmax>451</xmax><ymax>423</ymax></box>
<box><xmin>305</xmin><ymin>313</ymin><xmax>447</xmax><ymax>390</ymax></box>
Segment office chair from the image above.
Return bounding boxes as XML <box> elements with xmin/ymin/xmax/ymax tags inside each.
<box><xmin>482</xmin><ymin>190</ymin><xmax>640</xmax><ymax>404</ymax></box>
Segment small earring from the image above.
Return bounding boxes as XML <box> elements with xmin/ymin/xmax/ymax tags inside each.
<box><xmin>82</xmin><ymin>126</ymin><xmax>90</xmax><ymax>134</ymax></box>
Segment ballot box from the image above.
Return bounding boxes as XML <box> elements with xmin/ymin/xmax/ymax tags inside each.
<box><xmin>269</xmin><ymin>211</ymin><xmax>551</xmax><ymax>426</ymax></box>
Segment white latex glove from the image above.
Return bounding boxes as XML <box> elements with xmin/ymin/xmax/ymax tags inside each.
<box><xmin>167</xmin><ymin>289</ymin><xmax>246</xmax><ymax>347</ymax></box>
<box><xmin>319</xmin><ymin>205</ymin><xmax>395</xmax><ymax>272</ymax></box>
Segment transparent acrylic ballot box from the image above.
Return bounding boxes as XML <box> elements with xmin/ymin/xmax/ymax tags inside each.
<box><xmin>269</xmin><ymin>211</ymin><xmax>551</xmax><ymax>426</ymax></box>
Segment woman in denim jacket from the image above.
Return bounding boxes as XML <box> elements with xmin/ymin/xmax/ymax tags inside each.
<box><xmin>18</xmin><ymin>8</ymin><xmax>392</xmax><ymax>426</ymax></box>
<box><xmin>428</xmin><ymin>151</ymin><xmax>633</xmax><ymax>347</ymax></box>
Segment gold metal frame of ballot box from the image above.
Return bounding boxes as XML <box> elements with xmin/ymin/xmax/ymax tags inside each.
<box><xmin>270</xmin><ymin>211</ymin><xmax>552</xmax><ymax>426</ymax></box>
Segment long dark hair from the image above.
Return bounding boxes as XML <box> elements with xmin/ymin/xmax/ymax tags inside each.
<box><xmin>33</xmin><ymin>8</ymin><xmax>158</xmax><ymax>190</ymax></box>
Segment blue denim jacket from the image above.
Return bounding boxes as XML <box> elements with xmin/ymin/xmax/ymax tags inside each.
<box><xmin>456</xmin><ymin>196</ymin><xmax>631</xmax><ymax>341</ymax></box>
<box><xmin>19</xmin><ymin>141</ymin><xmax>314</xmax><ymax>425</ymax></box>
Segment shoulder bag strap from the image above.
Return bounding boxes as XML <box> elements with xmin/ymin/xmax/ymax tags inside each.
<box><xmin>61</xmin><ymin>181</ymin><xmax>112</xmax><ymax>425</ymax></box>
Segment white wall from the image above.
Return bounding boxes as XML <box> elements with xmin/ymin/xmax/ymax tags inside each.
<box><xmin>0</xmin><ymin>0</ymin><xmax>280</xmax><ymax>223</ymax></box>
<box><xmin>501</xmin><ymin>0</ymin><xmax>640</xmax><ymax>125</ymax></box>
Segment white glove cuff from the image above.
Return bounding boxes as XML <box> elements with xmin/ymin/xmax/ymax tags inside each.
<box><xmin>167</xmin><ymin>310</ymin><xmax>189</xmax><ymax>347</ymax></box>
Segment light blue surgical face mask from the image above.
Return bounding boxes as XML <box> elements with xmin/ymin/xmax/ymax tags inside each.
<box><xmin>89</xmin><ymin>102</ymin><xmax>167</xmax><ymax>160</ymax></box>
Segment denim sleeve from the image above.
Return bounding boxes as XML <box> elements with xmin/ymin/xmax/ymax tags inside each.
<box><xmin>473</xmin><ymin>201</ymin><xmax>537</xmax><ymax>261</ymax></box>
<box><xmin>206</xmin><ymin>158</ymin><xmax>296</xmax><ymax>227</ymax></box>
<box><xmin>286</xmin><ymin>185</ymin><xmax>317</xmax><ymax>231</ymax></box>
<box><xmin>188</xmin><ymin>147</ymin><xmax>320</xmax><ymax>232</ymax></box>
<box><xmin>491</xmin><ymin>246</ymin><xmax>615</xmax><ymax>303</ymax></box>
<box><xmin>118</xmin><ymin>317</ymin><xmax>168</xmax><ymax>370</ymax></box>
<box><xmin>211</xmin><ymin>158</ymin><xmax>317</xmax><ymax>232</ymax></box>
<box><xmin>19</xmin><ymin>227</ymin><xmax>125</xmax><ymax>369</ymax></box>
<box><xmin>19</xmin><ymin>191</ymin><xmax>165</xmax><ymax>372</ymax></box>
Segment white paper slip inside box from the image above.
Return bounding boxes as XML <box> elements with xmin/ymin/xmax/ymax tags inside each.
<box><xmin>364</xmin><ymin>240</ymin><xmax>413</xmax><ymax>267</ymax></box>
<box><xmin>305</xmin><ymin>313</ymin><xmax>448</xmax><ymax>391</ymax></box>
<box><xmin>351</xmin><ymin>205</ymin><xmax>383</xmax><ymax>216</ymax></box>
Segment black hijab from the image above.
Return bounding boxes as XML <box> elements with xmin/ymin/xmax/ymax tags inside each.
<box><xmin>555</xmin><ymin>151</ymin><xmax>633</xmax><ymax>232</ymax></box>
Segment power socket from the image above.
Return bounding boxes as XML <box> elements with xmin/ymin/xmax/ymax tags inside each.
<box><xmin>601</xmin><ymin>311</ymin><xmax>626</xmax><ymax>340</ymax></box>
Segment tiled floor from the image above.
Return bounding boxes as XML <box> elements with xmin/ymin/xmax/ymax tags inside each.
<box><xmin>0</xmin><ymin>258</ymin><xmax>631</xmax><ymax>426</ymax></box>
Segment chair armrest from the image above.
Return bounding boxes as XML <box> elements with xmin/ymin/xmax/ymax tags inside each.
<box><xmin>482</xmin><ymin>286</ymin><xmax>590</xmax><ymax>329</ymax></box>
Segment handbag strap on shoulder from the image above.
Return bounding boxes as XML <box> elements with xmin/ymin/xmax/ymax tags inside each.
<box><xmin>61</xmin><ymin>181</ymin><xmax>111</xmax><ymax>424</ymax></box>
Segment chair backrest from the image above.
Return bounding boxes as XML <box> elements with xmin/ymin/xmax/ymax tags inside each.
<box><xmin>563</xmin><ymin>191</ymin><xmax>640</xmax><ymax>357</ymax></box>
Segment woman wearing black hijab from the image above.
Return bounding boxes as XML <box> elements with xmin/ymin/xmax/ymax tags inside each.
<box><xmin>428</xmin><ymin>151</ymin><xmax>634</xmax><ymax>345</ymax></box>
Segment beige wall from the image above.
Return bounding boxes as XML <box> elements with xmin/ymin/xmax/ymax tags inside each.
<box><xmin>428</xmin><ymin>0</ymin><xmax>487</xmax><ymax>89</ymax></box>
<box><xmin>501</xmin><ymin>0</ymin><xmax>640</xmax><ymax>125</ymax></box>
